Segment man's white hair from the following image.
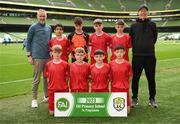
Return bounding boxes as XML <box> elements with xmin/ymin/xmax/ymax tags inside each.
<box><xmin>37</xmin><ymin>9</ymin><xmax>47</xmax><ymax>16</ymax></box>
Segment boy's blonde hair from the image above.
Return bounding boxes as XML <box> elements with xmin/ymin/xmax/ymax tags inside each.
<box><xmin>75</xmin><ymin>47</ymin><xmax>85</xmax><ymax>54</ymax></box>
<box><xmin>52</xmin><ymin>45</ymin><xmax>62</xmax><ymax>53</ymax></box>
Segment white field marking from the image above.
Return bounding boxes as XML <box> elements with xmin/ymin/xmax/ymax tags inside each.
<box><xmin>0</xmin><ymin>78</ymin><xmax>32</xmax><ymax>85</ymax></box>
<box><xmin>0</xmin><ymin>52</ymin><xmax>26</xmax><ymax>58</ymax></box>
<box><xmin>158</xmin><ymin>42</ymin><xmax>180</xmax><ymax>45</ymax></box>
<box><xmin>0</xmin><ymin>58</ymin><xmax>180</xmax><ymax>85</ymax></box>
<box><xmin>0</xmin><ymin>63</ymin><xmax>28</xmax><ymax>67</ymax></box>
<box><xmin>1</xmin><ymin>58</ymin><xmax>178</xmax><ymax>67</ymax></box>
<box><xmin>0</xmin><ymin>55</ymin><xmax>25</xmax><ymax>58</ymax></box>
<box><xmin>0</xmin><ymin>51</ymin><xmax>24</xmax><ymax>55</ymax></box>
<box><xmin>158</xmin><ymin>58</ymin><xmax>180</xmax><ymax>62</ymax></box>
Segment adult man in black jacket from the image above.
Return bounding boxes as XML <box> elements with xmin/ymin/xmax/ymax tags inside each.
<box><xmin>129</xmin><ymin>5</ymin><xmax>158</xmax><ymax>108</ymax></box>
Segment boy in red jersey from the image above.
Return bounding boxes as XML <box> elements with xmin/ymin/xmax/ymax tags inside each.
<box><xmin>89</xmin><ymin>19</ymin><xmax>111</xmax><ymax>64</ymax></box>
<box><xmin>70</xmin><ymin>47</ymin><xmax>90</xmax><ymax>92</ymax></box>
<box><xmin>44</xmin><ymin>45</ymin><xmax>69</xmax><ymax>115</ymax></box>
<box><xmin>90</xmin><ymin>49</ymin><xmax>110</xmax><ymax>92</ymax></box>
<box><xmin>48</xmin><ymin>24</ymin><xmax>71</xmax><ymax>62</ymax></box>
<box><xmin>68</xmin><ymin>17</ymin><xmax>89</xmax><ymax>62</ymax></box>
<box><xmin>110</xmin><ymin>19</ymin><xmax>132</xmax><ymax>61</ymax></box>
<box><xmin>110</xmin><ymin>45</ymin><xmax>133</xmax><ymax>114</ymax></box>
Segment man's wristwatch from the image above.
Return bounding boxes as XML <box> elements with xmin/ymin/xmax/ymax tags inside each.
<box><xmin>27</xmin><ymin>55</ymin><xmax>31</xmax><ymax>57</ymax></box>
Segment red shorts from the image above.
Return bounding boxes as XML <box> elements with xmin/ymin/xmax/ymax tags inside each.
<box><xmin>71</xmin><ymin>89</ymin><xmax>89</xmax><ymax>92</ymax></box>
<box><xmin>111</xmin><ymin>88</ymin><xmax>130</xmax><ymax>107</ymax></box>
<box><xmin>48</xmin><ymin>89</ymin><xmax>69</xmax><ymax>111</ymax></box>
<box><xmin>90</xmin><ymin>56</ymin><xmax>108</xmax><ymax>64</ymax></box>
<box><xmin>91</xmin><ymin>88</ymin><xmax>109</xmax><ymax>92</ymax></box>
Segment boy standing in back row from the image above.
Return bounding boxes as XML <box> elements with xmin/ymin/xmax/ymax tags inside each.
<box><xmin>110</xmin><ymin>19</ymin><xmax>132</xmax><ymax>61</ymax></box>
<box><xmin>68</xmin><ymin>17</ymin><xmax>89</xmax><ymax>62</ymax></box>
<box><xmin>89</xmin><ymin>19</ymin><xmax>111</xmax><ymax>64</ymax></box>
<box><xmin>48</xmin><ymin>24</ymin><xmax>71</xmax><ymax>62</ymax></box>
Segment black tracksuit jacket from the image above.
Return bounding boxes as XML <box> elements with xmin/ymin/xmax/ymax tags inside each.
<box><xmin>129</xmin><ymin>18</ymin><xmax>158</xmax><ymax>56</ymax></box>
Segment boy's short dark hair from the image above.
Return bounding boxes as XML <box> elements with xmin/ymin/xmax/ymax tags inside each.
<box><xmin>75</xmin><ymin>47</ymin><xmax>85</xmax><ymax>54</ymax></box>
<box><xmin>115</xmin><ymin>45</ymin><xmax>125</xmax><ymax>51</ymax></box>
<box><xmin>52</xmin><ymin>45</ymin><xmax>62</xmax><ymax>53</ymax></box>
<box><xmin>74</xmin><ymin>17</ymin><xmax>83</xmax><ymax>25</ymax></box>
<box><xmin>94</xmin><ymin>49</ymin><xmax>104</xmax><ymax>55</ymax></box>
<box><xmin>54</xmin><ymin>24</ymin><xmax>64</xmax><ymax>30</ymax></box>
<box><xmin>115</xmin><ymin>19</ymin><xmax>125</xmax><ymax>25</ymax></box>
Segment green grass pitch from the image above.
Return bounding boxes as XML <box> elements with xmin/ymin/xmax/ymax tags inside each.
<box><xmin>0</xmin><ymin>42</ymin><xmax>180</xmax><ymax>123</ymax></box>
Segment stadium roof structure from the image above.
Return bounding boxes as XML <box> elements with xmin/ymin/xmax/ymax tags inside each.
<box><xmin>0</xmin><ymin>0</ymin><xmax>179</xmax><ymax>11</ymax></box>
<box><xmin>0</xmin><ymin>1</ymin><xmax>180</xmax><ymax>19</ymax></box>
<box><xmin>0</xmin><ymin>0</ymin><xmax>180</xmax><ymax>33</ymax></box>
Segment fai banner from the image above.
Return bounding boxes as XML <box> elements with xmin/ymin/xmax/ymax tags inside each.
<box><xmin>54</xmin><ymin>93</ymin><xmax>127</xmax><ymax>117</ymax></box>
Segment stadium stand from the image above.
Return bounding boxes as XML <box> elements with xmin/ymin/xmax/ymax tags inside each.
<box><xmin>0</xmin><ymin>0</ymin><xmax>179</xmax><ymax>31</ymax></box>
<box><xmin>0</xmin><ymin>16</ymin><xmax>180</xmax><ymax>27</ymax></box>
<box><xmin>4</xmin><ymin>0</ymin><xmax>28</xmax><ymax>3</ymax></box>
<box><xmin>0</xmin><ymin>0</ymin><xmax>179</xmax><ymax>29</ymax></box>
<box><xmin>48</xmin><ymin>0</ymin><xmax>76</xmax><ymax>7</ymax></box>
<box><xmin>0</xmin><ymin>0</ymin><xmax>179</xmax><ymax>11</ymax></box>
<box><xmin>0</xmin><ymin>0</ymin><xmax>179</xmax><ymax>42</ymax></box>
<box><xmin>27</xmin><ymin>0</ymin><xmax>49</xmax><ymax>5</ymax></box>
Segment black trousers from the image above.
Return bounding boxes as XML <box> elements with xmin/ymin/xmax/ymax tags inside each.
<box><xmin>132</xmin><ymin>56</ymin><xmax>156</xmax><ymax>100</ymax></box>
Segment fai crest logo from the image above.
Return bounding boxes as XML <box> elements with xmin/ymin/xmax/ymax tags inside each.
<box><xmin>56</xmin><ymin>98</ymin><xmax>69</xmax><ymax>111</ymax></box>
<box><xmin>113</xmin><ymin>97</ymin><xmax>125</xmax><ymax>111</ymax></box>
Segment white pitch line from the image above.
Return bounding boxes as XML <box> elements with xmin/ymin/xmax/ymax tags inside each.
<box><xmin>0</xmin><ymin>78</ymin><xmax>32</xmax><ymax>85</ymax></box>
<box><xmin>0</xmin><ymin>58</ymin><xmax>180</xmax><ymax>85</ymax></box>
<box><xmin>0</xmin><ymin>63</ymin><xmax>28</xmax><ymax>67</ymax></box>
<box><xmin>0</xmin><ymin>51</ymin><xmax>23</xmax><ymax>54</ymax></box>
<box><xmin>0</xmin><ymin>58</ymin><xmax>179</xmax><ymax>67</ymax></box>
<box><xmin>158</xmin><ymin>58</ymin><xmax>180</xmax><ymax>62</ymax></box>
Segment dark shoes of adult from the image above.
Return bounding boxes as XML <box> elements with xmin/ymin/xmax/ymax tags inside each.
<box><xmin>131</xmin><ymin>98</ymin><xmax>138</xmax><ymax>108</ymax></box>
<box><xmin>149</xmin><ymin>99</ymin><xmax>158</xmax><ymax>108</ymax></box>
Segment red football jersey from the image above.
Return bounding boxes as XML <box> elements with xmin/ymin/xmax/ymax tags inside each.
<box><xmin>110</xmin><ymin>34</ymin><xmax>132</xmax><ymax>61</ymax></box>
<box><xmin>44</xmin><ymin>60</ymin><xmax>69</xmax><ymax>91</ymax></box>
<box><xmin>90</xmin><ymin>63</ymin><xmax>110</xmax><ymax>90</ymax></box>
<box><xmin>110</xmin><ymin>60</ymin><xmax>133</xmax><ymax>90</ymax></box>
<box><xmin>48</xmin><ymin>36</ymin><xmax>71</xmax><ymax>61</ymax></box>
<box><xmin>70</xmin><ymin>62</ymin><xmax>90</xmax><ymax>91</ymax></box>
<box><xmin>89</xmin><ymin>32</ymin><xmax>110</xmax><ymax>57</ymax></box>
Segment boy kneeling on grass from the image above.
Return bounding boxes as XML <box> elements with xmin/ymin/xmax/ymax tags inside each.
<box><xmin>109</xmin><ymin>45</ymin><xmax>133</xmax><ymax>114</ymax></box>
<box><xmin>44</xmin><ymin>45</ymin><xmax>69</xmax><ymax>115</ymax></box>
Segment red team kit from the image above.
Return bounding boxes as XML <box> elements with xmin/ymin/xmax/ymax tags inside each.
<box><xmin>44</xmin><ymin>20</ymin><xmax>133</xmax><ymax>113</ymax></box>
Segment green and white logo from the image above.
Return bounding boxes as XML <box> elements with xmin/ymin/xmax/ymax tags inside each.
<box><xmin>56</xmin><ymin>98</ymin><xmax>69</xmax><ymax>111</ymax></box>
<box><xmin>55</xmin><ymin>93</ymin><xmax>127</xmax><ymax>117</ymax></box>
<box><xmin>113</xmin><ymin>97</ymin><xmax>125</xmax><ymax>111</ymax></box>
